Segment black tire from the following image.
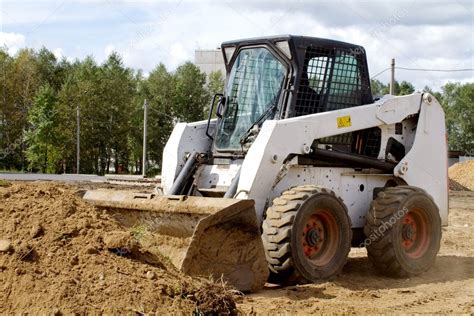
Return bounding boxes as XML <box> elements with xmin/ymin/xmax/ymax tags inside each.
<box><xmin>262</xmin><ymin>185</ymin><xmax>352</xmax><ymax>284</ymax></box>
<box><xmin>364</xmin><ymin>186</ymin><xmax>442</xmax><ymax>277</ymax></box>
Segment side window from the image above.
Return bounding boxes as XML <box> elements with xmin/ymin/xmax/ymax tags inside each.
<box><xmin>307</xmin><ymin>56</ymin><xmax>332</xmax><ymax>93</ymax></box>
<box><xmin>294</xmin><ymin>48</ymin><xmax>332</xmax><ymax>116</ymax></box>
<box><xmin>331</xmin><ymin>55</ymin><xmax>361</xmax><ymax>92</ymax></box>
<box><xmin>295</xmin><ymin>46</ymin><xmax>369</xmax><ymax>120</ymax></box>
<box><xmin>327</xmin><ymin>53</ymin><xmax>362</xmax><ymax>110</ymax></box>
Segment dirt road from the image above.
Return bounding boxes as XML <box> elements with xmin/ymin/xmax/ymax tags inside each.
<box><xmin>239</xmin><ymin>191</ymin><xmax>474</xmax><ymax>314</ymax></box>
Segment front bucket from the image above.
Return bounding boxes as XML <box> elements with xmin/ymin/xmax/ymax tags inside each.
<box><xmin>83</xmin><ymin>190</ymin><xmax>269</xmax><ymax>292</ymax></box>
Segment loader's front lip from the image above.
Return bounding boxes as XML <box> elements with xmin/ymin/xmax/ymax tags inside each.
<box><xmin>83</xmin><ymin>190</ymin><xmax>242</xmax><ymax>215</ymax></box>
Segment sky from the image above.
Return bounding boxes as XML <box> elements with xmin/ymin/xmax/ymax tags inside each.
<box><xmin>1</xmin><ymin>0</ymin><xmax>473</xmax><ymax>91</ymax></box>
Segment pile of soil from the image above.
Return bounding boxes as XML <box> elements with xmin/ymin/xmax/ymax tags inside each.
<box><xmin>449</xmin><ymin>160</ymin><xmax>474</xmax><ymax>191</ymax></box>
<box><xmin>0</xmin><ymin>182</ymin><xmax>237</xmax><ymax>314</ymax></box>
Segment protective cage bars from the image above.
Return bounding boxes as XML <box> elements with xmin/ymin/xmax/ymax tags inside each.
<box><xmin>294</xmin><ymin>45</ymin><xmax>372</xmax><ymax>146</ymax></box>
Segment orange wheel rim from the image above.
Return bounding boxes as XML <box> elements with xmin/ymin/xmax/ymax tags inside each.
<box><xmin>301</xmin><ymin>209</ymin><xmax>339</xmax><ymax>266</ymax></box>
<box><xmin>401</xmin><ymin>207</ymin><xmax>431</xmax><ymax>259</ymax></box>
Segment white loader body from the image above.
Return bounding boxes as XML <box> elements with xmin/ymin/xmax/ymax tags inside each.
<box><xmin>162</xmin><ymin>93</ymin><xmax>448</xmax><ymax>227</ymax></box>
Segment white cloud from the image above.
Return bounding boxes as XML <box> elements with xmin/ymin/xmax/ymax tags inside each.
<box><xmin>110</xmin><ymin>3</ymin><xmax>472</xmax><ymax>90</ymax></box>
<box><xmin>169</xmin><ymin>43</ymin><xmax>190</xmax><ymax>69</ymax></box>
<box><xmin>0</xmin><ymin>0</ymin><xmax>121</xmax><ymax>26</ymax></box>
<box><xmin>53</xmin><ymin>47</ymin><xmax>64</xmax><ymax>59</ymax></box>
<box><xmin>105</xmin><ymin>44</ymin><xmax>116</xmax><ymax>56</ymax></box>
<box><xmin>0</xmin><ymin>32</ymin><xmax>25</xmax><ymax>55</ymax></box>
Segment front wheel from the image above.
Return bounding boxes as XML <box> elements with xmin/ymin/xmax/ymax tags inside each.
<box><xmin>262</xmin><ymin>185</ymin><xmax>352</xmax><ymax>284</ymax></box>
<box><xmin>364</xmin><ymin>186</ymin><xmax>442</xmax><ymax>277</ymax></box>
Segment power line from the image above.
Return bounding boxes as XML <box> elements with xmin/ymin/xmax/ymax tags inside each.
<box><xmin>395</xmin><ymin>67</ymin><xmax>474</xmax><ymax>72</ymax></box>
<box><xmin>147</xmin><ymin>105</ymin><xmax>177</xmax><ymax>121</ymax></box>
<box><xmin>371</xmin><ymin>68</ymin><xmax>391</xmax><ymax>79</ymax></box>
<box><xmin>372</xmin><ymin>66</ymin><xmax>474</xmax><ymax>79</ymax></box>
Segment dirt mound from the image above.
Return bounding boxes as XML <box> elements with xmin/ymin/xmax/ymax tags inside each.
<box><xmin>0</xmin><ymin>182</ymin><xmax>237</xmax><ymax>315</ymax></box>
<box><xmin>449</xmin><ymin>179</ymin><xmax>469</xmax><ymax>191</ymax></box>
<box><xmin>449</xmin><ymin>160</ymin><xmax>474</xmax><ymax>191</ymax></box>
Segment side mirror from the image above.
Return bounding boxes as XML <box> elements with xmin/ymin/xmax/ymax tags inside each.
<box><xmin>216</xmin><ymin>95</ymin><xmax>225</xmax><ymax>118</ymax></box>
<box><xmin>206</xmin><ymin>93</ymin><xmax>224</xmax><ymax>141</ymax></box>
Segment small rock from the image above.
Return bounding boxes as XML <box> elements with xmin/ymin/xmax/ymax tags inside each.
<box><xmin>0</xmin><ymin>239</ymin><xmax>12</xmax><ymax>252</ymax></box>
<box><xmin>103</xmin><ymin>231</ymin><xmax>136</xmax><ymax>250</ymax></box>
<box><xmin>398</xmin><ymin>289</ymin><xmax>416</xmax><ymax>294</ymax></box>
<box><xmin>85</xmin><ymin>247</ymin><xmax>100</xmax><ymax>254</ymax></box>
<box><xmin>146</xmin><ymin>271</ymin><xmax>156</xmax><ymax>280</ymax></box>
<box><xmin>30</xmin><ymin>224</ymin><xmax>44</xmax><ymax>238</ymax></box>
<box><xmin>70</xmin><ymin>255</ymin><xmax>79</xmax><ymax>266</ymax></box>
<box><xmin>98</xmin><ymin>272</ymin><xmax>105</xmax><ymax>281</ymax></box>
<box><xmin>14</xmin><ymin>268</ymin><xmax>24</xmax><ymax>275</ymax></box>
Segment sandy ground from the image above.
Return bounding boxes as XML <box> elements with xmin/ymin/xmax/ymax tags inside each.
<box><xmin>1</xmin><ymin>181</ymin><xmax>473</xmax><ymax>314</ymax></box>
<box><xmin>0</xmin><ymin>182</ymin><xmax>235</xmax><ymax>315</ymax></box>
<box><xmin>238</xmin><ymin>191</ymin><xmax>474</xmax><ymax>314</ymax></box>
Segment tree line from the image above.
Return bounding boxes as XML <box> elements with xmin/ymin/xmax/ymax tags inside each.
<box><xmin>0</xmin><ymin>47</ymin><xmax>224</xmax><ymax>174</ymax></box>
<box><xmin>0</xmin><ymin>47</ymin><xmax>472</xmax><ymax>174</ymax></box>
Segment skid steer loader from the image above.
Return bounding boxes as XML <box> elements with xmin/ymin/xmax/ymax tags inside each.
<box><xmin>84</xmin><ymin>35</ymin><xmax>448</xmax><ymax>292</ymax></box>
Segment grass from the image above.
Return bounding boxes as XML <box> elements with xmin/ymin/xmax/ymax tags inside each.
<box><xmin>0</xmin><ymin>179</ymin><xmax>11</xmax><ymax>187</ymax></box>
<box><xmin>0</xmin><ymin>168</ymin><xmax>26</xmax><ymax>173</ymax></box>
<box><xmin>130</xmin><ymin>225</ymin><xmax>148</xmax><ymax>241</ymax></box>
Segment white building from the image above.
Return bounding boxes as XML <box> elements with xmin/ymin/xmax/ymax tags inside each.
<box><xmin>194</xmin><ymin>49</ymin><xmax>225</xmax><ymax>77</ymax></box>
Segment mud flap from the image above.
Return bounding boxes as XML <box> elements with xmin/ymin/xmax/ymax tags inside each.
<box><xmin>83</xmin><ymin>190</ymin><xmax>269</xmax><ymax>292</ymax></box>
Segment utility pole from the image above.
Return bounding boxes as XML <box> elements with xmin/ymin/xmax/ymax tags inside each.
<box><xmin>390</xmin><ymin>58</ymin><xmax>395</xmax><ymax>95</ymax></box>
<box><xmin>76</xmin><ymin>105</ymin><xmax>80</xmax><ymax>174</ymax></box>
<box><xmin>142</xmin><ymin>99</ymin><xmax>148</xmax><ymax>177</ymax></box>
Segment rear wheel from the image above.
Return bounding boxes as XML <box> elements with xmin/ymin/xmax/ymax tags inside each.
<box><xmin>262</xmin><ymin>185</ymin><xmax>352</xmax><ymax>284</ymax></box>
<box><xmin>364</xmin><ymin>186</ymin><xmax>441</xmax><ymax>277</ymax></box>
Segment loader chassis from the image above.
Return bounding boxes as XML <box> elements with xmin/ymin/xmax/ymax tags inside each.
<box><xmin>86</xmin><ymin>35</ymin><xmax>448</xmax><ymax>292</ymax></box>
<box><xmin>162</xmin><ymin>94</ymin><xmax>448</xmax><ymax>227</ymax></box>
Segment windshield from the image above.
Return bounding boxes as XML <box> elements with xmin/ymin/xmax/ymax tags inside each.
<box><xmin>215</xmin><ymin>47</ymin><xmax>286</xmax><ymax>151</ymax></box>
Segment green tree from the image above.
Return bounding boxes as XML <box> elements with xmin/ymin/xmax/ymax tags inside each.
<box><xmin>98</xmin><ymin>52</ymin><xmax>136</xmax><ymax>174</ymax></box>
<box><xmin>36</xmin><ymin>47</ymin><xmax>67</xmax><ymax>91</ymax></box>
<box><xmin>56</xmin><ymin>56</ymin><xmax>102</xmax><ymax>174</ymax></box>
<box><xmin>57</xmin><ymin>53</ymin><xmax>138</xmax><ymax>175</ymax></box>
<box><xmin>173</xmin><ymin>62</ymin><xmax>210</xmax><ymax>122</ymax></box>
<box><xmin>422</xmin><ymin>86</ymin><xmax>442</xmax><ymax>101</ymax></box>
<box><xmin>128</xmin><ymin>70</ymin><xmax>147</xmax><ymax>174</ymax></box>
<box><xmin>397</xmin><ymin>80</ymin><xmax>415</xmax><ymax>96</ymax></box>
<box><xmin>207</xmin><ymin>70</ymin><xmax>225</xmax><ymax>96</ymax></box>
<box><xmin>142</xmin><ymin>63</ymin><xmax>176</xmax><ymax>171</ymax></box>
<box><xmin>206</xmin><ymin>70</ymin><xmax>226</xmax><ymax>118</ymax></box>
<box><xmin>370</xmin><ymin>79</ymin><xmax>389</xmax><ymax>96</ymax></box>
<box><xmin>441</xmin><ymin>82</ymin><xmax>474</xmax><ymax>154</ymax></box>
<box><xmin>370</xmin><ymin>79</ymin><xmax>414</xmax><ymax>96</ymax></box>
<box><xmin>0</xmin><ymin>48</ymin><xmax>15</xmax><ymax>169</ymax></box>
<box><xmin>25</xmin><ymin>85</ymin><xmax>64</xmax><ymax>172</ymax></box>
<box><xmin>1</xmin><ymin>48</ymin><xmax>41</xmax><ymax>170</ymax></box>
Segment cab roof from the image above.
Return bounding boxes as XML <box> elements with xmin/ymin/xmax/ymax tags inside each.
<box><xmin>221</xmin><ymin>35</ymin><xmax>363</xmax><ymax>52</ymax></box>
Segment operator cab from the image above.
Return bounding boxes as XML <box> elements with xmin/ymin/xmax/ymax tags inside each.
<box><xmin>207</xmin><ymin>35</ymin><xmax>376</xmax><ymax>158</ymax></box>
